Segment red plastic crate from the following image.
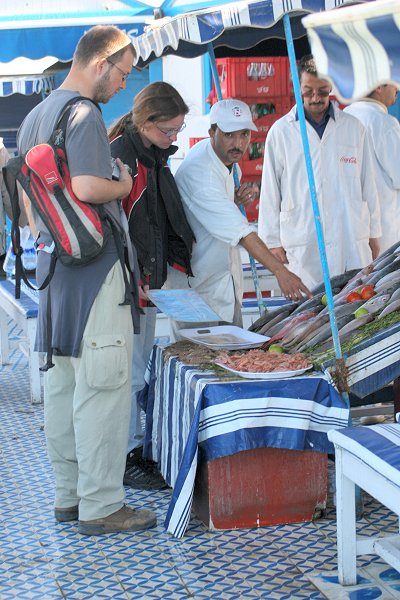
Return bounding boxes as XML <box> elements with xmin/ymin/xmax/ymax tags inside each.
<box><xmin>189</xmin><ymin>137</ymin><xmax>207</xmax><ymax>148</ymax></box>
<box><xmin>248</xmin><ymin>98</ymin><xmax>292</xmax><ymax>135</ymax></box>
<box><xmin>239</xmin><ymin>175</ymin><xmax>261</xmax><ymax>222</ymax></box>
<box><xmin>239</xmin><ymin>135</ymin><xmax>265</xmax><ymax>177</ymax></box>
<box><xmin>212</xmin><ymin>57</ymin><xmax>291</xmax><ymax>100</ymax></box>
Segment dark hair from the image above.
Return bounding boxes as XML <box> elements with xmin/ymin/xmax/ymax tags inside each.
<box><xmin>73</xmin><ymin>25</ymin><xmax>135</xmax><ymax>67</ymax></box>
<box><xmin>108</xmin><ymin>81</ymin><xmax>189</xmax><ymax>139</ymax></box>
<box><xmin>297</xmin><ymin>54</ymin><xmax>318</xmax><ymax>80</ymax></box>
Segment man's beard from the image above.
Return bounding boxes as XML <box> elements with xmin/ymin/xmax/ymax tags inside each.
<box><xmin>93</xmin><ymin>72</ymin><xmax>112</xmax><ymax>104</ymax></box>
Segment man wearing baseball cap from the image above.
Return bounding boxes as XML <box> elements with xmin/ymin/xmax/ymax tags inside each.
<box><xmin>165</xmin><ymin>98</ymin><xmax>311</xmax><ymax>330</ymax></box>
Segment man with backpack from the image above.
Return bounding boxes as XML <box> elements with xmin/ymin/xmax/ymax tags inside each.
<box><xmin>16</xmin><ymin>26</ymin><xmax>156</xmax><ymax>535</ymax></box>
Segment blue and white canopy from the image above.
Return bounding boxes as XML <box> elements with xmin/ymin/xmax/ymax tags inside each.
<box><xmin>302</xmin><ymin>0</ymin><xmax>400</xmax><ymax>102</ymax></box>
<box><xmin>132</xmin><ymin>0</ymin><xmax>367</xmax><ymax>68</ymax></box>
<box><xmin>0</xmin><ymin>0</ymin><xmax>157</xmax><ymax>63</ymax></box>
<box><xmin>0</xmin><ymin>76</ymin><xmax>56</xmax><ymax>97</ymax></box>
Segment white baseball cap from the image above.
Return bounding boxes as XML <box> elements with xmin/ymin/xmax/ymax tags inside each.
<box><xmin>209</xmin><ymin>99</ymin><xmax>258</xmax><ymax>133</ymax></box>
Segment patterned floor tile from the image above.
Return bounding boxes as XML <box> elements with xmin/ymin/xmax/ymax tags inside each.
<box><xmin>0</xmin><ymin>321</ymin><xmax>398</xmax><ymax>599</ymax></box>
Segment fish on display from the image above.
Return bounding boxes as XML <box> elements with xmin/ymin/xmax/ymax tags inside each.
<box><xmin>358</xmin><ymin>293</ymin><xmax>391</xmax><ymax>315</ymax></box>
<box><xmin>338</xmin><ymin>313</ymin><xmax>374</xmax><ymax>341</ymax></box>
<box><xmin>248</xmin><ymin>303</ymin><xmax>298</xmax><ymax>333</ymax></box>
<box><xmin>388</xmin><ymin>288</ymin><xmax>400</xmax><ymax>303</ymax></box>
<box><xmin>296</xmin><ymin>314</ymin><xmax>354</xmax><ymax>352</ymax></box>
<box><xmin>377</xmin><ymin>299</ymin><xmax>400</xmax><ymax>320</ymax></box>
<box><xmin>374</xmin><ymin>269</ymin><xmax>400</xmax><ymax>293</ymax></box>
<box><xmin>290</xmin><ymin>292</ymin><xmax>327</xmax><ymax>315</ymax></box>
<box><xmin>257</xmin><ymin>308</ymin><xmax>296</xmax><ymax>335</ymax></box>
<box><xmin>281</xmin><ymin>313</ymin><xmax>331</xmax><ymax>348</ymax></box>
<box><xmin>265</xmin><ymin>311</ymin><xmax>317</xmax><ymax>344</ymax></box>
<box><xmin>365</xmin><ymin>257</ymin><xmax>400</xmax><ymax>286</ymax></box>
<box><xmin>310</xmin><ymin>270</ymin><xmax>361</xmax><ymax>296</ymax></box>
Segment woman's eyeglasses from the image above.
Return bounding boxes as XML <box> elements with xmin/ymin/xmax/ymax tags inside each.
<box><xmin>155</xmin><ymin>123</ymin><xmax>187</xmax><ymax>137</ymax></box>
<box><xmin>106</xmin><ymin>59</ymin><xmax>130</xmax><ymax>82</ymax></box>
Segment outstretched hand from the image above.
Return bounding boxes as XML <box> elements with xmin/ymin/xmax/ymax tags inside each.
<box><xmin>275</xmin><ymin>266</ymin><xmax>313</xmax><ymax>301</ymax></box>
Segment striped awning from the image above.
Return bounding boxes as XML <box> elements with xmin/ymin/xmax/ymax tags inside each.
<box><xmin>0</xmin><ymin>76</ymin><xmax>56</xmax><ymax>97</ymax></box>
<box><xmin>133</xmin><ymin>0</ymin><xmax>365</xmax><ymax>68</ymax></box>
<box><xmin>302</xmin><ymin>0</ymin><xmax>400</xmax><ymax>102</ymax></box>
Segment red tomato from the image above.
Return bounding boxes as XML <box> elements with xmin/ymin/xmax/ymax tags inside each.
<box><xmin>346</xmin><ymin>291</ymin><xmax>362</xmax><ymax>303</ymax></box>
<box><xmin>360</xmin><ymin>285</ymin><xmax>375</xmax><ymax>300</ymax></box>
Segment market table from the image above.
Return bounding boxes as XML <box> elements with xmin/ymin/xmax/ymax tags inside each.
<box><xmin>141</xmin><ymin>345</ymin><xmax>349</xmax><ymax>538</ymax></box>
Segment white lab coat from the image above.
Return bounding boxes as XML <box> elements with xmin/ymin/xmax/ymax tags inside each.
<box><xmin>164</xmin><ymin>139</ymin><xmax>255</xmax><ymax>323</ymax></box>
<box><xmin>344</xmin><ymin>99</ymin><xmax>400</xmax><ymax>253</ymax></box>
<box><xmin>258</xmin><ymin>104</ymin><xmax>381</xmax><ymax>290</ymax></box>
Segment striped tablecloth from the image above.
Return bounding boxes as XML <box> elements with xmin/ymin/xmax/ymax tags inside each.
<box><xmin>141</xmin><ymin>346</ymin><xmax>349</xmax><ymax>538</ymax></box>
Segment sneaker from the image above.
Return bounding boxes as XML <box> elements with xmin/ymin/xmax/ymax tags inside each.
<box><xmin>55</xmin><ymin>505</ymin><xmax>79</xmax><ymax>522</ymax></box>
<box><xmin>78</xmin><ymin>504</ymin><xmax>156</xmax><ymax>536</ymax></box>
<box><xmin>124</xmin><ymin>458</ymin><xmax>168</xmax><ymax>490</ymax></box>
<box><xmin>125</xmin><ymin>446</ymin><xmax>143</xmax><ymax>470</ymax></box>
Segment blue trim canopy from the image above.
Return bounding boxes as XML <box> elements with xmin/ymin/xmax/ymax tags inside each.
<box><xmin>0</xmin><ymin>76</ymin><xmax>56</xmax><ymax>97</ymax></box>
<box><xmin>302</xmin><ymin>0</ymin><xmax>400</xmax><ymax>101</ymax></box>
<box><xmin>0</xmin><ymin>0</ymin><xmax>155</xmax><ymax>62</ymax></box>
<box><xmin>132</xmin><ymin>0</ymin><xmax>365</xmax><ymax>68</ymax></box>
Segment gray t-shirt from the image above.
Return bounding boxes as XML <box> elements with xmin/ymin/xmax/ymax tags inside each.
<box><xmin>18</xmin><ymin>89</ymin><xmax>119</xmax><ymax>356</ymax></box>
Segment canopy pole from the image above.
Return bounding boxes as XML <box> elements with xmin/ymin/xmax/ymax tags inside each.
<box><xmin>283</xmin><ymin>14</ymin><xmax>363</xmax><ymax>515</ymax></box>
<box><xmin>207</xmin><ymin>43</ymin><xmax>266</xmax><ymax>317</ymax></box>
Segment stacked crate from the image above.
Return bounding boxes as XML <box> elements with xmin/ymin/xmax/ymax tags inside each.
<box><xmin>191</xmin><ymin>57</ymin><xmax>294</xmax><ymax>222</ymax></box>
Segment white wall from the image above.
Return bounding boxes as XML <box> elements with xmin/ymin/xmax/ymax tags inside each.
<box><xmin>162</xmin><ymin>55</ymin><xmax>210</xmax><ymax>174</ymax></box>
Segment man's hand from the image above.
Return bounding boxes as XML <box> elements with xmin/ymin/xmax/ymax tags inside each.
<box><xmin>270</xmin><ymin>246</ymin><xmax>288</xmax><ymax>264</ymax></box>
<box><xmin>369</xmin><ymin>238</ymin><xmax>380</xmax><ymax>261</ymax></box>
<box><xmin>234</xmin><ymin>184</ymin><xmax>258</xmax><ymax>208</ymax></box>
<box><xmin>275</xmin><ymin>266</ymin><xmax>313</xmax><ymax>301</ymax></box>
<box><xmin>115</xmin><ymin>158</ymin><xmax>133</xmax><ymax>198</ymax></box>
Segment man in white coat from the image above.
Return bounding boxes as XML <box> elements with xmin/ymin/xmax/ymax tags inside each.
<box><xmin>258</xmin><ymin>55</ymin><xmax>381</xmax><ymax>291</ymax></box>
<box><xmin>344</xmin><ymin>84</ymin><xmax>400</xmax><ymax>254</ymax></box>
<box><xmin>165</xmin><ymin>99</ymin><xmax>311</xmax><ymax>327</ymax></box>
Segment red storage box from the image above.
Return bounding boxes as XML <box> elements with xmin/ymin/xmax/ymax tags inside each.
<box><xmin>189</xmin><ymin>137</ymin><xmax>207</xmax><ymax>148</ymax></box>
<box><xmin>248</xmin><ymin>98</ymin><xmax>293</xmax><ymax>135</ymax></box>
<box><xmin>240</xmin><ymin>135</ymin><xmax>265</xmax><ymax>177</ymax></box>
<box><xmin>193</xmin><ymin>447</ymin><xmax>328</xmax><ymax>530</ymax></box>
<box><xmin>237</xmin><ymin>175</ymin><xmax>261</xmax><ymax>222</ymax></box>
<box><xmin>213</xmin><ymin>57</ymin><xmax>291</xmax><ymax>100</ymax></box>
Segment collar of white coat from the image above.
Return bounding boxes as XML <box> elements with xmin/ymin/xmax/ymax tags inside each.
<box><xmin>354</xmin><ymin>97</ymin><xmax>388</xmax><ymax>113</ymax></box>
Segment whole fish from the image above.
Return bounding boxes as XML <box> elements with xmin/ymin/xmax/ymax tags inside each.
<box><xmin>290</xmin><ymin>292</ymin><xmax>326</xmax><ymax>315</ymax></box>
<box><xmin>374</xmin><ymin>269</ymin><xmax>400</xmax><ymax>292</ymax></box>
<box><xmin>366</xmin><ymin>258</ymin><xmax>400</xmax><ymax>286</ymax></box>
<box><xmin>266</xmin><ymin>311</ymin><xmax>317</xmax><ymax>344</ymax></box>
<box><xmin>310</xmin><ymin>270</ymin><xmax>361</xmax><ymax>296</ymax></box>
<box><xmin>296</xmin><ymin>314</ymin><xmax>354</xmax><ymax>352</ymax></box>
<box><xmin>358</xmin><ymin>293</ymin><xmax>391</xmax><ymax>315</ymax></box>
<box><xmin>282</xmin><ymin>313</ymin><xmax>330</xmax><ymax>348</ymax></box>
<box><xmin>319</xmin><ymin>298</ymin><xmax>365</xmax><ymax>317</ymax></box>
<box><xmin>257</xmin><ymin>308</ymin><xmax>295</xmax><ymax>335</ymax></box>
<box><xmin>377</xmin><ymin>299</ymin><xmax>400</xmax><ymax>320</ymax></box>
<box><xmin>389</xmin><ymin>288</ymin><xmax>400</xmax><ymax>303</ymax></box>
<box><xmin>338</xmin><ymin>313</ymin><xmax>374</xmax><ymax>340</ymax></box>
<box><xmin>248</xmin><ymin>303</ymin><xmax>298</xmax><ymax>332</ymax></box>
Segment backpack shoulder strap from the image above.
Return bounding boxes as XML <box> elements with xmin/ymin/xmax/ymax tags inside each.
<box><xmin>50</xmin><ymin>96</ymin><xmax>101</xmax><ymax>150</ymax></box>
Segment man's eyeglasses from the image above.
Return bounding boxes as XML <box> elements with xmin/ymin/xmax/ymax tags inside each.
<box><xmin>106</xmin><ymin>58</ymin><xmax>130</xmax><ymax>82</ymax></box>
<box><xmin>155</xmin><ymin>123</ymin><xmax>187</xmax><ymax>137</ymax></box>
<box><xmin>302</xmin><ymin>88</ymin><xmax>331</xmax><ymax>98</ymax></box>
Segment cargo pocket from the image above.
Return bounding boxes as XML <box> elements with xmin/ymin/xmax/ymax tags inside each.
<box><xmin>84</xmin><ymin>334</ymin><xmax>128</xmax><ymax>390</ymax></box>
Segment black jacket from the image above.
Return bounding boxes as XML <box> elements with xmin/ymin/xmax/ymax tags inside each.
<box><xmin>110</xmin><ymin>129</ymin><xmax>194</xmax><ymax>289</ymax></box>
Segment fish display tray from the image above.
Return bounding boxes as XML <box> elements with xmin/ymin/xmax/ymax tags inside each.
<box><xmin>215</xmin><ymin>363</ymin><xmax>313</xmax><ymax>379</ymax></box>
<box><xmin>179</xmin><ymin>325</ymin><xmax>269</xmax><ymax>350</ymax></box>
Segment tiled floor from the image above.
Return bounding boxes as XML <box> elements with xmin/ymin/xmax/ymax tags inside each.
<box><xmin>1</xmin><ymin>321</ymin><xmax>400</xmax><ymax>599</ymax></box>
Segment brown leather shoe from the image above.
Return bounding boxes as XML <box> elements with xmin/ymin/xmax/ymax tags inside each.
<box><xmin>78</xmin><ymin>505</ymin><xmax>157</xmax><ymax>536</ymax></box>
<box><xmin>55</xmin><ymin>505</ymin><xmax>79</xmax><ymax>522</ymax></box>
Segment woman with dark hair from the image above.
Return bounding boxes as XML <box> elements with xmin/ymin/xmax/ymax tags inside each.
<box><xmin>109</xmin><ymin>81</ymin><xmax>194</xmax><ymax>489</ymax></box>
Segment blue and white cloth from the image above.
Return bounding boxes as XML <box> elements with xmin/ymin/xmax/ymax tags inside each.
<box><xmin>141</xmin><ymin>345</ymin><xmax>349</xmax><ymax>538</ymax></box>
<box><xmin>328</xmin><ymin>423</ymin><xmax>400</xmax><ymax>488</ymax></box>
<box><xmin>303</xmin><ymin>0</ymin><xmax>400</xmax><ymax>101</ymax></box>
<box><xmin>133</xmin><ymin>0</ymin><xmax>357</xmax><ymax>68</ymax></box>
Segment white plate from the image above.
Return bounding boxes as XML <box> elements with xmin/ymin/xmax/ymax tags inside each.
<box><xmin>214</xmin><ymin>363</ymin><xmax>313</xmax><ymax>379</ymax></box>
<box><xmin>178</xmin><ymin>325</ymin><xmax>269</xmax><ymax>350</ymax></box>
